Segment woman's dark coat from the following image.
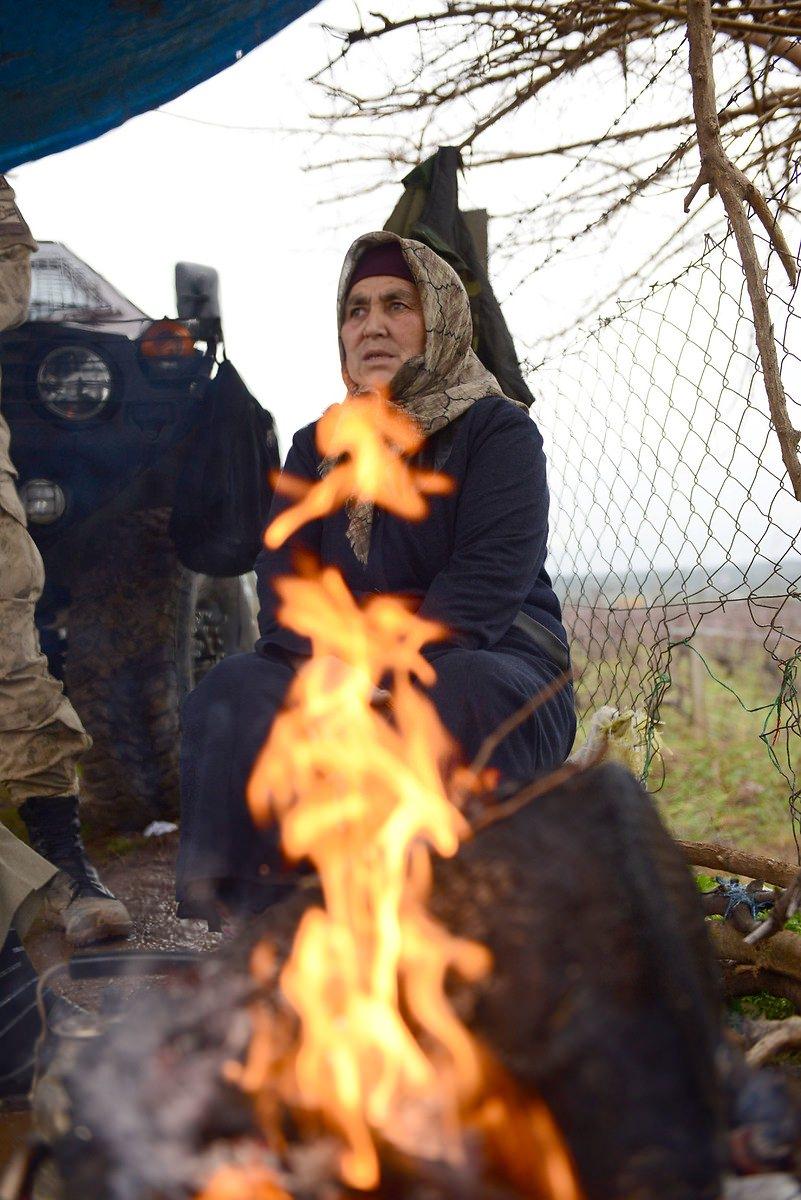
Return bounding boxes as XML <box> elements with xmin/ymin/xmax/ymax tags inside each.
<box><xmin>176</xmin><ymin>394</ymin><xmax>576</xmax><ymax>927</ymax></box>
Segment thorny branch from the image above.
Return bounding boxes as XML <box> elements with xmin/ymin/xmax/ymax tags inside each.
<box><xmin>313</xmin><ymin>3</ymin><xmax>801</xmax><ymax>304</ymax></box>
<box><xmin>684</xmin><ymin>0</ymin><xmax>801</xmax><ymax>501</ymax></box>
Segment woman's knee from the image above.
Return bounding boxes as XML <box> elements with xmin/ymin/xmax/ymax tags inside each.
<box><xmin>429</xmin><ymin>647</ymin><xmax>509</xmax><ymax>699</ymax></box>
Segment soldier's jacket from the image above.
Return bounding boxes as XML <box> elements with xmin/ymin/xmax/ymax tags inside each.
<box><xmin>0</xmin><ymin>176</ymin><xmax>91</xmax><ymax>814</ymax></box>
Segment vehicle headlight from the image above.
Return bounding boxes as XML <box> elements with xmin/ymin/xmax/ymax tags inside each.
<box><xmin>37</xmin><ymin>346</ymin><xmax>112</xmax><ymax>420</ymax></box>
<box><xmin>18</xmin><ymin>478</ymin><xmax>66</xmax><ymax>525</ymax></box>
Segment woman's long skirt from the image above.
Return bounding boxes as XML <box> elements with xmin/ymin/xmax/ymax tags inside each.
<box><xmin>176</xmin><ymin>633</ymin><xmax>576</xmax><ymax>928</ymax></box>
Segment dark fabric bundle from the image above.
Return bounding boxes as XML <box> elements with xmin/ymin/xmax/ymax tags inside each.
<box><xmin>169</xmin><ymin>360</ymin><xmax>280</xmax><ymax>577</ymax></box>
<box><xmin>384</xmin><ymin>146</ymin><xmax>535</xmax><ymax>410</ymax></box>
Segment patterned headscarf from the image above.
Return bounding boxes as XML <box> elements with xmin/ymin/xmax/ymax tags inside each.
<box><xmin>335</xmin><ymin>230</ymin><xmax>526</xmax><ymax>563</ymax></box>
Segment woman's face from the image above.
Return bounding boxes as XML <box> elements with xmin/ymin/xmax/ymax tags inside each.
<box><xmin>341</xmin><ymin>274</ymin><xmax>426</xmax><ymax>389</ymax></box>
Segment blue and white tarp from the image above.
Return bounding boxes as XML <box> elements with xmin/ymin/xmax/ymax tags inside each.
<box><xmin>0</xmin><ymin>1</ymin><xmax>320</xmax><ymax>171</ymax></box>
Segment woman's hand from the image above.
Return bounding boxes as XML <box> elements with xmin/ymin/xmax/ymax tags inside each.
<box><xmin>300</xmin><ymin>653</ymin><xmax>391</xmax><ymax>708</ymax></box>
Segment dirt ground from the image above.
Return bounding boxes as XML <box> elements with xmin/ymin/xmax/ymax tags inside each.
<box><xmin>0</xmin><ymin>831</ymin><xmax>219</xmax><ymax>1174</ymax></box>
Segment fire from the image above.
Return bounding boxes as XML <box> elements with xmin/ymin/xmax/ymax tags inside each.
<box><xmin>236</xmin><ymin>392</ymin><xmax>580</xmax><ymax>1197</ymax></box>
<box><xmin>247</xmin><ymin>568</ymin><xmax>490</xmax><ymax>1187</ymax></box>
<box><xmin>197</xmin><ymin>1164</ymin><xmax>290</xmax><ymax>1200</ymax></box>
<box><xmin>264</xmin><ymin>390</ymin><xmax>452</xmax><ymax>549</ymax></box>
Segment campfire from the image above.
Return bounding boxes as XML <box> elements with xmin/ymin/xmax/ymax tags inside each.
<box><xmin>218</xmin><ymin>391</ymin><xmax>581</xmax><ymax>1198</ymax></box>
<box><xmin>29</xmin><ymin>391</ymin><xmax>727</xmax><ymax>1200</ymax></box>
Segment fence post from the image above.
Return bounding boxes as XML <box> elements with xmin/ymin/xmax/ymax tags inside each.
<box><xmin>690</xmin><ymin>649</ymin><xmax>708</xmax><ymax>735</ymax></box>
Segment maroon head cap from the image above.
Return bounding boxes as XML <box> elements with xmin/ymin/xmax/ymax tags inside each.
<box><xmin>347</xmin><ymin>242</ymin><xmax>414</xmax><ymax>291</ymax></box>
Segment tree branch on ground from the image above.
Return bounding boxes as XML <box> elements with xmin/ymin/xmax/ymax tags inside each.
<box><xmin>679</xmin><ymin>839</ymin><xmax>799</xmax><ymax>886</ymax></box>
<box><xmin>707</xmin><ymin>918</ymin><xmax>801</xmax><ymax>984</ymax></box>
<box><xmin>746</xmin><ymin>1015</ymin><xmax>801</xmax><ymax>1065</ymax></box>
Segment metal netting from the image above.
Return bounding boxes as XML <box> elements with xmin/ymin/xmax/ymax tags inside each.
<box><xmin>527</xmin><ymin>166</ymin><xmax>801</xmax><ymax>845</ymax></box>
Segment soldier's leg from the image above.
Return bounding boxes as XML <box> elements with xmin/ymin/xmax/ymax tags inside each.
<box><xmin>0</xmin><ymin>193</ymin><xmax>130</xmax><ymax>945</ymax></box>
<box><xmin>0</xmin><ymin>820</ymin><xmax>56</xmax><ymax>949</ymax></box>
<box><xmin>0</xmin><ymin>466</ymin><xmax>131</xmax><ymax>944</ymax></box>
<box><xmin>0</xmin><ymin>475</ymin><xmax>91</xmax><ymax>802</ymax></box>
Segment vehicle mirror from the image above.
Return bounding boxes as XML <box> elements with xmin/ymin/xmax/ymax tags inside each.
<box><xmin>175</xmin><ymin>262</ymin><xmax>221</xmax><ymax>322</ymax></box>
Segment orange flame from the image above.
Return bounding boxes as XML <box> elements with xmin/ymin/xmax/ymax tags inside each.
<box><xmin>232</xmin><ymin>392</ymin><xmax>580</xmax><ymax>1197</ymax></box>
<box><xmin>264</xmin><ymin>391</ymin><xmax>452</xmax><ymax>550</ymax></box>
<box><xmin>196</xmin><ymin>1164</ymin><xmax>290</xmax><ymax>1200</ymax></box>
<box><xmin>247</xmin><ymin>567</ymin><xmax>491</xmax><ymax>1188</ymax></box>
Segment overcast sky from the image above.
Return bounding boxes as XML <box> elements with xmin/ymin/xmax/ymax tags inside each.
<box><xmin>8</xmin><ymin>1</ymin><xmax>800</xmax><ymax>583</ymax></box>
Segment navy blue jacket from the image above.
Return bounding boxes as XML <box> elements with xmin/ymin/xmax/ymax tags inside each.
<box><xmin>255</xmin><ymin>394</ymin><xmax>568</xmax><ymax>659</ymax></box>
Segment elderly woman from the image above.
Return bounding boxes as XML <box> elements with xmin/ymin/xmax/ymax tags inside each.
<box><xmin>176</xmin><ymin>232</ymin><xmax>575</xmax><ymax>929</ymax></box>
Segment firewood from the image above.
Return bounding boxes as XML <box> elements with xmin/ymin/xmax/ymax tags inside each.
<box><xmin>747</xmin><ymin>873</ymin><xmax>801</xmax><ymax>947</ymax></box>
<box><xmin>48</xmin><ymin>763</ymin><xmax>723</xmax><ymax>1200</ymax></box>
<box><xmin>747</xmin><ymin>1018</ymin><xmax>801</xmax><ymax>1069</ymax></box>
<box><xmin>679</xmin><ymin>842</ymin><xmax>799</xmax><ymax>889</ymax></box>
<box><xmin>709</xmin><ymin>922</ymin><xmax>801</xmax><ymax>985</ymax></box>
<box><xmin>721</xmin><ymin>964</ymin><xmax>801</xmax><ymax>1015</ymax></box>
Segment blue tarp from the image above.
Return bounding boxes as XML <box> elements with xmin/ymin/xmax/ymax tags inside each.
<box><xmin>0</xmin><ymin>1</ymin><xmax>320</xmax><ymax>171</ymax></box>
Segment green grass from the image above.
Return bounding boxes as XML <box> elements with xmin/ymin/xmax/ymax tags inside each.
<box><xmin>653</xmin><ymin>645</ymin><xmax>796</xmax><ymax>861</ymax></box>
<box><xmin>729</xmin><ymin>993</ymin><xmax>796</xmax><ymax>1020</ymax></box>
<box><xmin>575</xmin><ymin>638</ymin><xmax>799</xmax><ymax>863</ymax></box>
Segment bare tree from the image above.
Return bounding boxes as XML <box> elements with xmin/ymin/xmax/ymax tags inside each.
<box><xmin>312</xmin><ymin>1</ymin><xmax>801</xmax><ymax>491</ymax></box>
<box><xmin>312</xmin><ymin>2</ymin><xmax>801</xmax><ymax>304</ymax></box>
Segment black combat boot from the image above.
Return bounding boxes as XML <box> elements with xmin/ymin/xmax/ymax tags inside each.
<box><xmin>19</xmin><ymin>795</ymin><xmax>132</xmax><ymax>947</ymax></box>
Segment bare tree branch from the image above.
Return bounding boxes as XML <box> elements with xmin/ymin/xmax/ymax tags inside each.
<box><xmin>684</xmin><ymin>0</ymin><xmax>801</xmax><ymax>501</ymax></box>
<box><xmin>679</xmin><ymin>838</ymin><xmax>799</xmax><ymax>886</ymax></box>
<box><xmin>313</xmin><ymin>4</ymin><xmax>799</xmax><ymax>283</ymax></box>
<box><xmin>458</xmin><ymin>89</ymin><xmax>800</xmax><ymax>168</ymax></box>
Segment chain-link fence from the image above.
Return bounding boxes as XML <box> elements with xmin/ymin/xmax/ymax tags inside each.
<box><xmin>528</xmin><ymin>167</ymin><xmax>801</xmax><ymax>848</ymax></box>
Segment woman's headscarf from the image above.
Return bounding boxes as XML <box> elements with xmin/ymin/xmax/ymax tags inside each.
<box><xmin>335</xmin><ymin>230</ymin><xmax>527</xmax><ymax>563</ymax></box>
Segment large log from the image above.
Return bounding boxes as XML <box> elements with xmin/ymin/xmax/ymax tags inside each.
<box><xmin>708</xmin><ymin>921</ymin><xmax>801</xmax><ymax>985</ymax></box>
<box><xmin>52</xmin><ymin>764</ymin><xmax>723</xmax><ymax>1200</ymax></box>
<box><xmin>429</xmin><ymin>762</ymin><xmax>722</xmax><ymax>1200</ymax></box>
<box><xmin>679</xmin><ymin>842</ymin><xmax>800</xmax><ymax>890</ymax></box>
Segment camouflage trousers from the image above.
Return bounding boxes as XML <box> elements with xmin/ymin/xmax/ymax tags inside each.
<box><xmin>0</xmin><ymin>447</ymin><xmax>91</xmax><ymax>807</ymax></box>
<box><xmin>0</xmin><ymin>820</ymin><xmax>57</xmax><ymax>946</ymax></box>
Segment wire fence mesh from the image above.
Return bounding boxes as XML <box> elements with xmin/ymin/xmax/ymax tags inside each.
<box><xmin>527</xmin><ymin>164</ymin><xmax>801</xmax><ymax>851</ymax></box>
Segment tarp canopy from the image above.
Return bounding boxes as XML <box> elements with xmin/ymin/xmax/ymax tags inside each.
<box><xmin>0</xmin><ymin>1</ymin><xmax>319</xmax><ymax>172</ymax></box>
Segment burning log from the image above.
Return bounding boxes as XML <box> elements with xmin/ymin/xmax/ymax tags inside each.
<box><xmin>45</xmin><ymin>763</ymin><xmax>726</xmax><ymax>1200</ymax></box>
<box><xmin>428</xmin><ymin>762</ymin><xmax>723</xmax><ymax>1200</ymax></box>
